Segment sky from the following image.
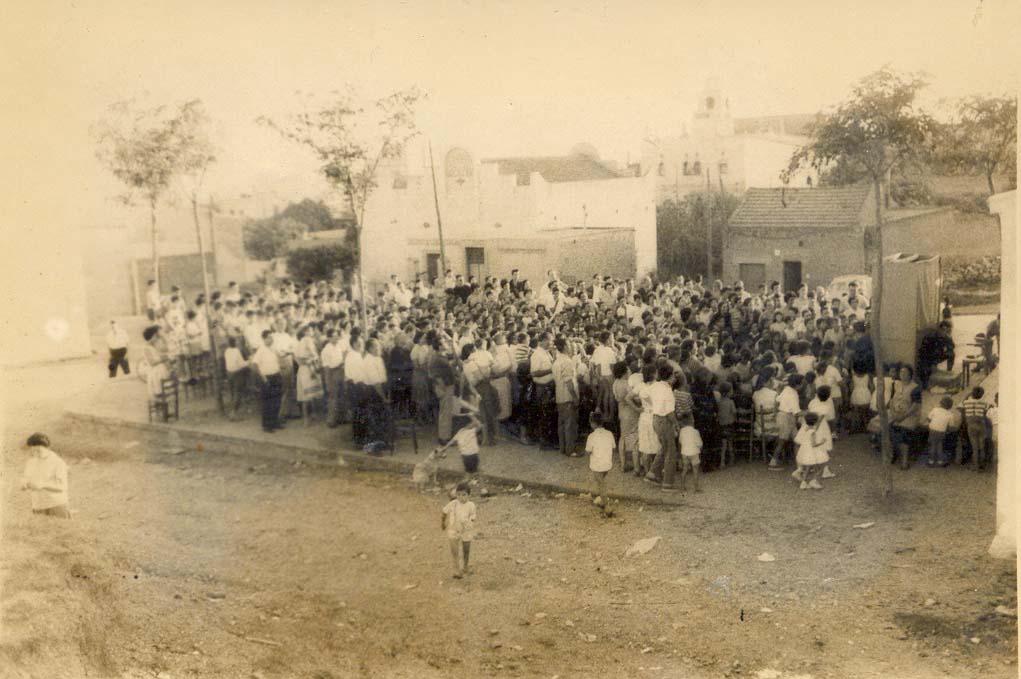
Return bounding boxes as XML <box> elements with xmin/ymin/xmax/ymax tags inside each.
<box><xmin>3</xmin><ymin>0</ymin><xmax>1018</xmax><ymax>226</ymax></box>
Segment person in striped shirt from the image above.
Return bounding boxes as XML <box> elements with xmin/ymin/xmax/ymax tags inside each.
<box><xmin>962</xmin><ymin>386</ymin><xmax>991</xmax><ymax>471</ymax></box>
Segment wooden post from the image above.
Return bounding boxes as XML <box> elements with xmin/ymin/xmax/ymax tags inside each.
<box><xmin>705</xmin><ymin>166</ymin><xmax>713</xmax><ymax>280</ymax></box>
<box><xmin>192</xmin><ymin>194</ymin><xmax>224</xmax><ymax>414</ymax></box>
<box><xmin>428</xmin><ymin>140</ymin><xmax>448</xmax><ymax>276</ymax></box>
<box><xmin>870</xmin><ymin>176</ymin><xmax>894</xmax><ymax>492</ymax></box>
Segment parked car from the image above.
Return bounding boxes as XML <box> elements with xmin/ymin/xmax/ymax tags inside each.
<box><xmin>827</xmin><ymin>274</ymin><xmax>872</xmax><ymax>302</ymax></box>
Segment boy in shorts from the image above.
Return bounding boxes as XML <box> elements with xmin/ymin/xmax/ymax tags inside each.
<box><xmin>436</xmin><ymin>414</ymin><xmax>489</xmax><ymax>496</ymax></box>
<box><xmin>584</xmin><ymin>412</ymin><xmax>616</xmax><ymax>516</ymax></box>
<box><xmin>678</xmin><ymin>414</ymin><xmax>703</xmax><ymax>493</ymax></box>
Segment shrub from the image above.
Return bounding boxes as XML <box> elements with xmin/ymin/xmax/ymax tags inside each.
<box><xmin>285</xmin><ymin>245</ymin><xmax>356</xmax><ymax>282</ymax></box>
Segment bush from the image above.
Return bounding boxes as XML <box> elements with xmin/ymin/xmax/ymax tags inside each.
<box><xmin>933</xmin><ymin>192</ymin><xmax>989</xmax><ymax>214</ymax></box>
<box><xmin>285</xmin><ymin>245</ymin><xmax>356</xmax><ymax>282</ymax></box>
<box><xmin>943</xmin><ymin>255</ymin><xmax>1001</xmax><ymax>289</ymax></box>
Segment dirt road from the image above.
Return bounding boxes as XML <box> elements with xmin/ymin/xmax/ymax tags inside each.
<box><xmin>0</xmin><ymin>362</ymin><xmax>1016</xmax><ymax>679</ymax></box>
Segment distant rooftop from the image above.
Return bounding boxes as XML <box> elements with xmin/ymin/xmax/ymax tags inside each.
<box><xmin>729</xmin><ymin>185</ymin><xmax>872</xmax><ymax>228</ymax></box>
<box><xmin>734</xmin><ymin>113</ymin><xmax>818</xmax><ymax>137</ymax></box>
<box><xmin>482</xmin><ymin>153</ymin><xmax>627</xmax><ymax>183</ymax></box>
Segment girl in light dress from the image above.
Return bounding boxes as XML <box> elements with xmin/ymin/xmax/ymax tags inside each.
<box><xmin>849</xmin><ymin>366</ymin><xmax>873</xmax><ymax>433</ymax></box>
<box><xmin>795</xmin><ymin>411</ymin><xmax>832</xmax><ymax>490</ymax></box>
<box><xmin>141</xmin><ymin>325</ymin><xmax>170</xmax><ymax>397</ymax></box>
<box><xmin>633</xmin><ymin>364</ymin><xmax>660</xmax><ymax>477</ymax></box>
<box><xmin>294</xmin><ymin>326</ymin><xmax>324</xmax><ymax>426</ymax></box>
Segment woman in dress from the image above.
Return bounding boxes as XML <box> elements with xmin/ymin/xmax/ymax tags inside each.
<box><xmin>612</xmin><ymin>361</ymin><xmax>639</xmax><ymax>474</ymax></box>
<box><xmin>489</xmin><ymin>332</ymin><xmax>514</xmax><ymax>423</ymax></box>
<box><xmin>752</xmin><ymin>367</ymin><xmax>780</xmax><ymax>461</ymax></box>
<box><xmin>462</xmin><ymin>343</ymin><xmax>499</xmax><ymax>446</ymax></box>
<box><xmin>410</xmin><ymin>332</ymin><xmax>435</xmax><ymax>424</ymax></box>
<box><xmin>294</xmin><ymin>326</ymin><xmax>325</xmax><ymax>426</ymax></box>
<box><xmin>142</xmin><ymin>325</ymin><xmax>170</xmax><ymax>398</ymax></box>
<box><xmin>361</xmin><ymin>338</ymin><xmax>392</xmax><ymax>448</ymax></box>
<box><xmin>387</xmin><ymin>332</ymin><xmax>415</xmax><ymax>421</ymax></box>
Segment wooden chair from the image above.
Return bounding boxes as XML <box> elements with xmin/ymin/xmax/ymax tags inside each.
<box><xmin>148</xmin><ymin>377</ymin><xmax>180</xmax><ymax>423</ymax></box>
<box><xmin>734</xmin><ymin>407</ymin><xmax>756</xmax><ymax>462</ymax></box>
<box><xmin>754</xmin><ymin>406</ymin><xmax>778</xmax><ymax>463</ymax></box>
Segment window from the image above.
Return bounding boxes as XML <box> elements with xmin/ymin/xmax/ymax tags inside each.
<box><xmin>657</xmin><ymin>161</ymin><xmax>665</xmax><ymax>177</ymax></box>
<box><xmin>466</xmin><ymin>247</ymin><xmax>485</xmax><ymax>280</ymax></box>
<box><xmin>393</xmin><ymin>175</ymin><xmax>408</xmax><ymax>190</ymax></box>
<box><xmin>692</xmin><ymin>159</ymin><xmax>702</xmax><ymax>175</ymax></box>
<box><xmin>516</xmin><ymin>172</ymin><xmax>531</xmax><ymax>186</ymax></box>
<box><xmin>706</xmin><ymin>97</ymin><xmax>715</xmax><ymax>111</ymax></box>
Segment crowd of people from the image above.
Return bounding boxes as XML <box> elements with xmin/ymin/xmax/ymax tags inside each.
<box><xmin>132</xmin><ymin>266</ymin><xmax>998</xmax><ymax>495</ymax></box>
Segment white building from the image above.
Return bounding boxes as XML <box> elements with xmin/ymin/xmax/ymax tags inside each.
<box><xmin>987</xmin><ymin>189</ymin><xmax>1016</xmax><ymax>560</ymax></box>
<box><xmin>358</xmin><ymin>145</ymin><xmax>657</xmax><ymax>288</ymax></box>
<box><xmin>640</xmin><ymin>80</ymin><xmax>817</xmax><ymax>202</ymax></box>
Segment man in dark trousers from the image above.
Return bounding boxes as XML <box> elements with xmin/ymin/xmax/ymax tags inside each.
<box><xmin>250</xmin><ymin>330</ymin><xmax>284</xmax><ymax>432</ymax></box>
<box><xmin>917</xmin><ymin>321</ymin><xmax>955</xmax><ymax>389</ymax></box>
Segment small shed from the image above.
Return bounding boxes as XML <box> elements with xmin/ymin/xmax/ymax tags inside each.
<box><xmin>877</xmin><ymin>253</ymin><xmax>942</xmax><ymax>367</ymax></box>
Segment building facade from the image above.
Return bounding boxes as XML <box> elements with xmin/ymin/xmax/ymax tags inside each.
<box><xmin>722</xmin><ymin>185</ymin><xmax>1000</xmax><ymax>292</ymax></box>
<box><xmin>358</xmin><ymin>145</ymin><xmax>657</xmax><ymax>288</ymax></box>
<box><xmin>640</xmin><ymin>81</ymin><xmax>818</xmax><ymax>203</ymax></box>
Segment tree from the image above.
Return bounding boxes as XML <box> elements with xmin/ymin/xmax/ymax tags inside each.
<box><xmin>286</xmin><ymin>244</ymin><xmax>357</xmax><ymax>283</ymax></box>
<box><xmin>657</xmin><ymin>191</ymin><xmax>739</xmax><ymax>279</ymax></box>
<box><xmin>259</xmin><ymin>88</ymin><xmax>423</xmax><ymax>330</ymax></box>
<box><xmin>93</xmin><ymin>98</ymin><xmax>210</xmax><ymax>291</ymax></box>
<box><xmin>242</xmin><ymin>199</ymin><xmax>354</xmax><ymax>261</ymax></box>
<box><xmin>936</xmin><ymin>94</ymin><xmax>1017</xmax><ymax>195</ymax></box>
<box><xmin>786</xmin><ymin>67</ymin><xmax>934</xmax><ymax>495</ymax></box>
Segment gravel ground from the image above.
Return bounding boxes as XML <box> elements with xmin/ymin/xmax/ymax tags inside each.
<box><xmin>0</xmin><ymin>360</ymin><xmax>1016</xmax><ymax>679</ymax></box>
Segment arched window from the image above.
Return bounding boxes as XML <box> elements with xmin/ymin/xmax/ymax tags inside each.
<box><xmin>444</xmin><ymin>148</ymin><xmax>474</xmax><ymax>193</ymax></box>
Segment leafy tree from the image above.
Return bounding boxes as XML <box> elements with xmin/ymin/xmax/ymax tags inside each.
<box><xmin>259</xmin><ymin>88</ymin><xmax>423</xmax><ymax>329</ymax></box>
<box><xmin>278</xmin><ymin>198</ymin><xmax>355</xmax><ymax>233</ymax></box>
<box><xmin>657</xmin><ymin>192</ymin><xmax>739</xmax><ymax>280</ymax></box>
<box><xmin>93</xmin><ymin>98</ymin><xmax>210</xmax><ymax>290</ymax></box>
<box><xmin>935</xmin><ymin>94</ymin><xmax>1017</xmax><ymax>195</ymax></box>
<box><xmin>243</xmin><ymin>216</ymin><xmax>308</xmax><ymax>261</ymax></box>
<box><xmin>787</xmin><ymin>67</ymin><xmax>934</xmax><ymax>495</ymax></box>
<box><xmin>286</xmin><ymin>244</ymin><xmax>357</xmax><ymax>282</ymax></box>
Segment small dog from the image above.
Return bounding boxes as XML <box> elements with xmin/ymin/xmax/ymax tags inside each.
<box><xmin>411</xmin><ymin>448</ymin><xmax>446</xmax><ymax>491</ymax></box>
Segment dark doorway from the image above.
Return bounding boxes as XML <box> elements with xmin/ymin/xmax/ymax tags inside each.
<box><xmin>465</xmin><ymin>247</ymin><xmax>486</xmax><ymax>281</ymax></box>
<box><xmin>426</xmin><ymin>253</ymin><xmax>441</xmax><ymax>286</ymax></box>
<box><xmin>783</xmin><ymin>260</ymin><xmax>802</xmax><ymax>292</ymax></box>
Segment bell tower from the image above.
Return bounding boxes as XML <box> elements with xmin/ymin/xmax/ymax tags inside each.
<box><xmin>691</xmin><ymin>78</ymin><xmax>734</xmax><ymax>139</ymax></box>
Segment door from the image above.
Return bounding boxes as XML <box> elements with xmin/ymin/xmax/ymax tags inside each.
<box><xmin>465</xmin><ymin>247</ymin><xmax>486</xmax><ymax>281</ymax></box>
<box><xmin>426</xmin><ymin>253</ymin><xmax>441</xmax><ymax>286</ymax></box>
<box><xmin>738</xmin><ymin>263</ymin><xmax>766</xmax><ymax>292</ymax></box>
<box><xmin>783</xmin><ymin>260</ymin><xmax>802</xmax><ymax>293</ymax></box>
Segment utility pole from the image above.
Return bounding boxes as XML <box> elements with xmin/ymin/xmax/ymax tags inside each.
<box><xmin>206</xmin><ymin>195</ymin><xmax>219</xmax><ymax>289</ymax></box>
<box><xmin>191</xmin><ymin>191</ymin><xmax>224</xmax><ymax>415</ymax></box>
<box><xmin>705</xmin><ymin>165</ymin><xmax>713</xmax><ymax>281</ymax></box>
<box><xmin>428</xmin><ymin>140</ymin><xmax>448</xmax><ymax>276</ymax></box>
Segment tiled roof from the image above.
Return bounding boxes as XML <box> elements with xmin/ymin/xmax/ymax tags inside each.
<box><xmin>729</xmin><ymin>185</ymin><xmax>872</xmax><ymax>228</ymax></box>
<box><xmin>483</xmin><ymin>154</ymin><xmax>625</xmax><ymax>182</ymax></box>
<box><xmin>734</xmin><ymin>113</ymin><xmax>818</xmax><ymax>137</ymax></box>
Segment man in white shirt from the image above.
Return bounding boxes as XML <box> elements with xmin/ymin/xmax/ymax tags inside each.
<box><xmin>552</xmin><ymin>338</ymin><xmax>579</xmax><ymax>456</ymax></box>
<box><xmin>106</xmin><ymin>320</ymin><xmax>130</xmax><ymax>378</ymax></box>
<box><xmin>271</xmin><ymin>321</ymin><xmax>299</xmax><ymax>421</ymax></box>
<box><xmin>772</xmin><ymin>374</ymin><xmax>804</xmax><ymax>469</ymax></box>
<box><xmin>223</xmin><ymin>337</ymin><xmax>249</xmax><ymax>420</ymax></box>
<box><xmin>321</xmin><ymin>329</ymin><xmax>348</xmax><ymax>427</ymax></box>
<box><xmin>21</xmin><ymin>433</ymin><xmax>70</xmax><ymax>518</ymax></box>
<box><xmin>250</xmin><ymin>331</ymin><xmax>283</xmax><ymax>432</ymax></box>
<box><xmin>590</xmin><ymin>331</ymin><xmax>617</xmax><ymax>417</ymax></box>
<box><xmin>645</xmin><ymin>365</ymin><xmax>678</xmax><ymax>490</ymax></box>
<box><xmin>223</xmin><ymin>281</ymin><xmax>242</xmax><ymax>304</ymax></box>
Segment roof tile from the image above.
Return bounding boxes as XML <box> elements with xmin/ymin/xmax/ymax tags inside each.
<box><xmin>729</xmin><ymin>185</ymin><xmax>872</xmax><ymax>228</ymax></box>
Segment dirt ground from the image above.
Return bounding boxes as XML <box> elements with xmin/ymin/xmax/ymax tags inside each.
<box><xmin>0</xmin><ymin>362</ymin><xmax>1017</xmax><ymax>679</ymax></box>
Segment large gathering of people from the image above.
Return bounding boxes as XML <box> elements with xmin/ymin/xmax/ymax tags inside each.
<box><xmin>132</xmin><ymin>266</ymin><xmax>998</xmax><ymax>493</ymax></box>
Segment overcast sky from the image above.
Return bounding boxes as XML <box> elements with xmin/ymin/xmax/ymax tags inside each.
<box><xmin>4</xmin><ymin>0</ymin><xmax>1018</xmax><ymax>226</ymax></box>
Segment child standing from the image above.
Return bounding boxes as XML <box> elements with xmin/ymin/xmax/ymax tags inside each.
<box><xmin>585</xmin><ymin>412</ymin><xmax>616</xmax><ymax>516</ymax></box>
<box><xmin>771</xmin><ymin>373</ymin><xmax>803</xmax><ymax>470</ymax></box>
<box><xmin>924</xmin><ymin>396</ymin><xmax>954</xmax><ymax>467</ymax></box>
<box><xmin>808</xmin><ymin>385</ymin><xmax>837</xmax><ymax>479</ymax></box>
<box><xmin>442</xmin><ymin>482</ymin><xmax>477</xmax><ymax>579</ymax></box>
<box><xmin>962</xmin><ymin>387</ymin><xmax>991</xmax><ymax>470</ymax></box>
<box><xmin>436</xmin><ymin>414</ymin><xmax>489</xmax><ymax>496</ymax></box>
<box><xmin>678</xmin><ymin>414</ymin><xmax>703</xmax><ymax>493</ymax></box>
<box><xmin>717</xmin><ymin>382</ymin><xmax>736</xmax><ymax>468</ymax></box>
<box><xmin>795</xmin><ymin>412</ymin><xmax>830</xmax><ymax>490</ymax></box>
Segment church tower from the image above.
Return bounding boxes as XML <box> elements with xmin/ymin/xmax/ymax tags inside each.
<box><xmin>691</xmin><ymin>78</ymin><xmax>734</xmax><ymax>139</ymax></box>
